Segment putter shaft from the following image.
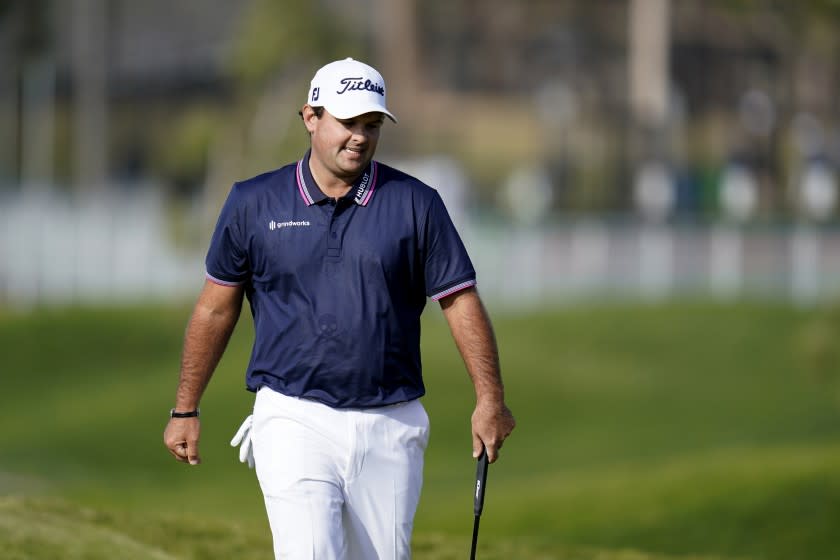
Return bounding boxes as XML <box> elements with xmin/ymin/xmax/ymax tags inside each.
<box><xmin>469</xmin><ymin>448</ymin><xmax>489</xmax><ymax>559</ymax></box>
<box><xmin>469</xmin><ymin>515</ymin><xmax>481</xmax><ymax>560</ymax></box>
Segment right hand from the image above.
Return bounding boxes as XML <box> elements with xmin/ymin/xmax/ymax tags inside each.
<box><xmin>163</xmin><ymin>417</ymin><xmax>201</xmax><ymax>465</ymax></box>
<box><xmin>471</xmin><ymin>399</ymin><xmax>516</xmax><ymax>464</ymax></box>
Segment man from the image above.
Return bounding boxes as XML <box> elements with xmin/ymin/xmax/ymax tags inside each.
<box><xmin>163</xmin><ymin>57</ymin><xmax>515</xmax><ymax>559</ymax></box>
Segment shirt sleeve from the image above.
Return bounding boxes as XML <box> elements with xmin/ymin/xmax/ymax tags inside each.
<box><xmin>205</xmin><ymin>183</ymin><xmax>250</xmax><ymax>286</ymax></box>
<box><xmin>423</xmin><ymin>191</ymin><xmax>477</xmax><ymax>300</ymax></box>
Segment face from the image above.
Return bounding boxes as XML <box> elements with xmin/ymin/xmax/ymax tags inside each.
<box><xmin>303</xmin><ymin>105</ymin><xmax>384</xmax><ymax>183</ymax></box>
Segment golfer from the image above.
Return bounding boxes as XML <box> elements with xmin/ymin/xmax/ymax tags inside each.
<box><xmin>163</xmin><ymin>57</ymin><xmax>515</xmax><ymax>559</ymax></box>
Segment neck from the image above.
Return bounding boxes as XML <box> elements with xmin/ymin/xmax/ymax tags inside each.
<box><xmin>308</xmin><ymin>157</ymin><xmax>361</xmax><ymax>199</ymax></box>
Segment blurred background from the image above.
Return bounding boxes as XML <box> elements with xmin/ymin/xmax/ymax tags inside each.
<box><xmin>4</xmin><ymin>2</ymin><xmax>840</xmax><ymax>559</ymax></box>
<box><xmin>4</xmin><ymin>0</ymin><xmax>840</xmax><ymax>309</ymax></box>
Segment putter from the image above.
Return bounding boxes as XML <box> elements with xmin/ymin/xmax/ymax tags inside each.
<box><xmin>469</xmin><ymin>446</ymin><xmax>489</xmax><ymax>560</ymax></box>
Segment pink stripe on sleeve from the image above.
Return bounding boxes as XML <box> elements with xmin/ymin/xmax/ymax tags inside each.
<box><xmin>430</xmin><ymin>279</ymin><xmax>477</xmax><ymax>301</ymax></box>
<box><xmin>206</xmin><ymin>272</ymin><xmax>245</xmax><ymax>287</ymax></box>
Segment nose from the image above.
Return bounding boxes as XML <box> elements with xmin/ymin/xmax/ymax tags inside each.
<box><xmin>349</xmin><ymin>123</ymin><xmax>372</xmax><ymax>141</ymax></box>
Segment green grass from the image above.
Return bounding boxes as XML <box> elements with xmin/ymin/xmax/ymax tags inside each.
<box><xmin>2</xmin><ymin>301</ymin><xmax>840</xmax><ymax>559</ymax></box>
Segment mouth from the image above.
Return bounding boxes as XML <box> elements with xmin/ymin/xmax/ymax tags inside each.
<box><xmin>343</xmin><ymin>145</ymin><xmax>366</xmax><ymax>157</ymax></box>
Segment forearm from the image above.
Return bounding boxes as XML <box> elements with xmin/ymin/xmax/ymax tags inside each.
<box><xmin>174</xmin><ymin>286</ymin><xmax>243</xmax><ymax>410</ymax></box>
<box><xmin>440</xmin><ymin>288</ymin><xmax>505</xmax><ymax>403</ymax></box>
<box><xmin>440</xmin><ymin>287</ymin><xmax>515</xmax><ymax>461</ymax></box>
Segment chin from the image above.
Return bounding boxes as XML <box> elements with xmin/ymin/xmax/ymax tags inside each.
<box><xmin>340</xmin><ymin>155</ymin><xmax>369</xmax><ymax>169</ymax></box>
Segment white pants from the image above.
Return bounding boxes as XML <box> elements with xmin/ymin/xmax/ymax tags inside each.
<box><xmin>251</xmin><ymin>387</ymin><xmax>430</xmax><ymax>560</ymax></box>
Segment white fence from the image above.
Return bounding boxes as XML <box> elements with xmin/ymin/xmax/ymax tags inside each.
<box><xmin>3</xmin><ymin>189</ymin><xmax>840</xmax><ymax>309</ymax></box>
<box><xmin>0</xmin><ymin>188</ymin><xmax>205</xmax><ymax>307</ymax></box>
<box><xmin>465</xmin><ymin>221</ymin><xmax>840</xmax><ymax>309</ymax></box>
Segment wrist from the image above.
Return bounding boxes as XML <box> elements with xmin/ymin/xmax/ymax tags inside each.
<box><xmin>475</xmin><ymin>387</ymin><xmax>505</xmax><ymax>405</ymax></box>
<box><xmin>170</xmin><ymin>408</ymin><xmax>200</xmax><ymax>418</ymax></box>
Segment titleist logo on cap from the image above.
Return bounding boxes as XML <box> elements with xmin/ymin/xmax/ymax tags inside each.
<box><xmin>307</xmin><ymin>58</ymin><xmax>397</xmax><ymax>122</ymax></box>
<box><xmin>337</xmin><ymin>77</ymin><xmax>385</xmax><ymax>96</ymax></box>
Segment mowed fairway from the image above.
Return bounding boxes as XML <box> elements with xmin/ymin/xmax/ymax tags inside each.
<box><xmin>2</xmin><ymin>301</ymin><xmax>840</xmax><ymax>559</ymax></box>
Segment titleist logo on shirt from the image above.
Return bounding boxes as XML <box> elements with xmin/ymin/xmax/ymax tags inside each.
<box><xmin>337</xmin><ymin>77</ymin><xmax>385</xmax><ymax>96</ymax></box>
<box><xmin>269</xmin><ymin>220</ymin><xmax>311</xmax><ymax>231</ymax></box>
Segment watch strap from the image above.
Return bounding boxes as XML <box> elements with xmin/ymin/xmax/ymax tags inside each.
<box><xmin>170</xmin><ymin>408</ymin><xmax>200</xmax><ymax>418</ymax></box>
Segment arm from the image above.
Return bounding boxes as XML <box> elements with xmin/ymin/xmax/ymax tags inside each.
<box><xmin>439</xmin><ymin>287</ymin><xmax>515</xmax><ymax>463</ymax></box>
<box><xmin>163</xmin><ymin>279</ymin><xmax>245</xmax><ymax>465</ymax></box>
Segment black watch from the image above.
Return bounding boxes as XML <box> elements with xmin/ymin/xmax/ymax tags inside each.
<box><xmin>170</xmin><ymin>408</ymin><xmax>200</xmax><ymax>418</ymax></box>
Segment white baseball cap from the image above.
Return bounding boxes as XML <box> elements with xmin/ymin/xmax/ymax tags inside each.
<box><xmin>307</xmin><ymin>57</ymin><xmax>397</xmax><ymax>123</ymax></box>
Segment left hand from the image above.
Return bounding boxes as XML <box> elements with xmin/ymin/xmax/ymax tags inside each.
<box><xmin>230</xmin><ymin>414</ymin><xmax>255</xmax><ymax>469</ymax></box>
<box><xmin>471</xmin><ymin>399</ymin><xmax>516</xmax><ymax>463</ymax></box>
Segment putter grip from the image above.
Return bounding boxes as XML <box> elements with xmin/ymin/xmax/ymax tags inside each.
<box><xmin>474</xmin><ymin>447</ymin><xmax>489</xmax><ymax>516</ymax></box>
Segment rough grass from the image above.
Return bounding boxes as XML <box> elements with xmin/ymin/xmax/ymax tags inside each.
<box><xmin>0</xmin><ymin>497</ymin><xmax>736</xmax><ymax>560</ymax></box>
<box><xmin>2</xmin><ymin>301</ymin><xmax>840</xmax><ymax>559</ymax></box>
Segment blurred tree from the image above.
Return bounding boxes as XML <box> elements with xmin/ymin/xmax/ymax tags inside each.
<box><xmin>0</xmin><ymin>0</ymin><xmax>54</xmax><ymax>187</ymax></box>
<box><xmin>229</xmin><ymin>0</ymin><xmax>340</xmax><ymax>92</ymax></box>
<box><xmin>155</xmin><ymin>105</ymin><xmax>219</xmax><ymax>197</ymax></box>
<box><xmin>154</xmin><ymin>0</ymin><xmax>362</xmax><ymax>203</ymax></box>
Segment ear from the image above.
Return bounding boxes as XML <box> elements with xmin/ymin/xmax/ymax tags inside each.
<box><xmin>301</xmin><ymin>105</ymin><xmax>319</xmax><ymax>133</ymax></box>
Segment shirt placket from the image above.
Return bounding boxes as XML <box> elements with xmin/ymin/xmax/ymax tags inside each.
<box><xmin>326</xmin><ymin>199</ymin><xmax>350</xmax><ymax>258</ymax></box>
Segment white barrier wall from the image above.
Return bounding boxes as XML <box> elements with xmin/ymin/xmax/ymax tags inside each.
<box><xmin>0</xmin><ymin>189</ymin><xmax>204</xmax><ymax>307</ymax></box>
<box><xmin>463</xmin><ymin>220</ymin><xmax>840</xmax><ymax>308</ymax></box>
<box><xmin>3</xmin><ymin>189</ymin><xmax>840</xmax><ymax>309</ymax></box>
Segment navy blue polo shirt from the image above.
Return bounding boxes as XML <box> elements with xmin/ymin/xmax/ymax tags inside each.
<box><xmin>205</xmin><ymin>150</ymin><xmax>476</xmax><ymax>408</ymax></box>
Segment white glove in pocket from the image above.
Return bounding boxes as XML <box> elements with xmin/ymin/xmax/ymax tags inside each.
<box><xmin>230</xmin><ymin>414</ymin><xmax>255</xmax><ymax>469</ymax></box>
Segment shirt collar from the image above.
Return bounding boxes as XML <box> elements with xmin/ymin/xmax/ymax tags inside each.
<box><xmin>296</xmin><ymin>149</ymin><xmax>379</xmax><ymax>207</ymax></box>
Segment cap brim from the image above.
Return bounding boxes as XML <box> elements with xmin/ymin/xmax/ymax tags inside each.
<box><xmin>323</xmin><ymin>103</ymin><xmax>398</xmax><ymax>124</ymax></box>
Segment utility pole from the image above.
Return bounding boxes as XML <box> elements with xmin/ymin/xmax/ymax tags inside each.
<box><xmin>629</xmin><ymin>0</ymin><xmax>670</xmax><ymax>132</ymax></box>
<box><xmin>372</xmin><ymin>0</ymin><xmax>420</xmax><ymax>124</ymax></box>
<box><xmin>629</xmin><ymin>0</ymin><xmax>674</xmax><ymax>300</ymax></box>
<box><xmin>71</xmin><ymin>0</ymin><xmax>108</xmax><ymax>191</ymax></box>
